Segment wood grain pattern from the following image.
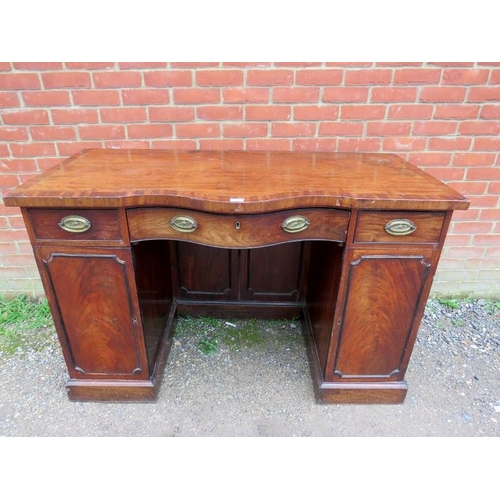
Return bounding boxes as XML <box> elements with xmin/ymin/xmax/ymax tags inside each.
<box><xmin>3</xmin><ymin>149</ymin><xmax>469</xmax><ymax>212</ymax></box>
<box><xmin>29</xmin><ymin>208</ymin><xmax>122</xmax><ymax>242</ymax></box>
<box><xmin>128</xmin><ymin>207</ymin><xmax>349</xmax><ymax>247</ymax></box>
<box><xmin>173</xmin><ymin>242</ymin><xmax>234</xmax><ymax>301</ymax></box>
<box><xmin>240</xmin><ymin>244</ymin><xmax>305</xmax><ymax>301</ymax></box>
<box><xmin>169</xmin><ymin>243</ymin><xmax>308</xmax><ymax>304</ymax></box>
<box><xmin>40</xmin><ymin>248</ymin><xmax>145</xmax><ymax>378</ymax></box>
<box><xmin>66</xmin><ymin>379</ymin><xmax>157</xmax><ymax>402</ymax></box>
<box><xmin>331</xmin><ymin>249</ymin><xmax>433</xmax><ymax>381</ymax></box>
<box><xmin>9</xmin><ymin>150</ymin><xmax>469</xmax><ymax>404</ymax></box>
<box><xmin>303</xmin><ymin>313</ymin><xmax>408</xmax><ymax>404</ymax></box>
<box><xmin>354</xmin><ymin>210</ymin><xmax>446</xmax><ymax>244</ymax></box>
<box><xmin>316</xmin><ymin>384</ymin><xmax>408</xmax><ymax>404</ymax></box>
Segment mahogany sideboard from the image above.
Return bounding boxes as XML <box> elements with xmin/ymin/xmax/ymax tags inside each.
<box><xmin>3</xmin><ymin>149</ymin><xmax>469</xmax><ymax>404</ymax></box>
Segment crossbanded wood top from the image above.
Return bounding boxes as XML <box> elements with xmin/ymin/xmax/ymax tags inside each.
<box><xmin>3</xmin><ymin>149</ymin><xmax>469</xmax><ymax>212</ymax></box>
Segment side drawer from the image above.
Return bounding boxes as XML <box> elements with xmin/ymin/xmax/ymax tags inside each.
<box><xmin>127</xmin><ymin>208</ymin><xmax>350</xmax><ymax>248</ymax></box>
<box><xmin>354</xmin><ymin>211</ymin><xmax>446</xmax><ymax>244</ymax></box>
<box><xmin>28</xmin><ymin>209</ymin><xmax>122</xmax><ymax>242</ymax></box>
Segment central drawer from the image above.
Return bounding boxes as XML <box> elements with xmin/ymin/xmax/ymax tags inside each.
<box><xmin>127</xmin><ymin>208</ymin><xmax>349</xmax><ymax>248</ymax></box>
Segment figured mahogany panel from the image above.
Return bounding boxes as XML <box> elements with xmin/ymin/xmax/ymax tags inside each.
<box><xmin>172</xmin><ymin>242</ymin><xmax>235</xmax><ymax>301</ymax></box>
<box><xmin>4</xmin><ymin>149</ymin><xmax>470</xmax><ymax>212</ymax></box>
<box><xmin>239</xmin><ymin>243</ymin><xmax>305</xmax><ymax>302</ymax></box>
<box><xmin>331</xmin><ymin>249</ymin><xmax>433</xmax><ymax>380</ymax></box>
<box><xmin>40</xmin><ymin>248</ymin><xmax>145</xmax><ymax>378</ymax></box>
<box><xmin>128</xmin><ymin>207</ymin><xmax>349</xmax><ymax>247</ymax></box>
<box><xmin>354</xmin><ymin>211</ymin><xmax>446</xmax><ymax>244</ymax></box>
<box><xmin>29</xmin><ymin>208</ymin><xmax>122</xmax><ymax>242</ymax></box>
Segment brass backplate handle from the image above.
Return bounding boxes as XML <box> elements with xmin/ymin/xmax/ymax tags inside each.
<box><xmin>281</xmin><ymin>215</ymin><xmax>310</xmax><ymax>233</ymax></box>
<box><xmin>59</xmin><ymin>215</ymin><xmax>92</xmax><ymax>233</ymax></box>
<box><xmin>170</xmin><ymin>215</ymin><xmax>199</xmax><ymax>233</ymax></box>
<box><xmin>384</xmin><ymin>219</ymin><xmax>417</xmax><ymax>236</ymax></box>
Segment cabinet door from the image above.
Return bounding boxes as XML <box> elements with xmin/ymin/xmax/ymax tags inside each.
<box><xmin>171</xmin><ymin>242</ymin><xmax>237</xmax><ymax>301</ymax></box>
<box><xmin>326</xmin><ymin>247</ymin><xmax>434</xmax><ymax>382</ymax></box>
<box><xmin>36</xmin><ymin>247</ymin><xmax>148</xmax><ymax>379</ymax></box>
<box><xmin>239</xmin><ymin>243</ymin><xmax>305</xmax><ymax>302</ymax></box>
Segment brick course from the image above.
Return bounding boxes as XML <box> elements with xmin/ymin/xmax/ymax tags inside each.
<box><xmin>1</xmin><ymin>62</ymin><xmax>499</xmax><ymax>297</ymax></box>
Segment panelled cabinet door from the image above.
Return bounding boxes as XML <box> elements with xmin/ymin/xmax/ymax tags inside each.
<box><xmin>327</xmin><ymin>247</ymin><xmax>434</xmax><ymax>382</ymax></box>
<box><xmin>36</xmin><ymin>247</ymin><xmax>148</xmax><ymax>379</ymax></box>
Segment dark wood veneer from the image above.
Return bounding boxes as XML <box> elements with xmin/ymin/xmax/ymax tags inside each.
<box><xmin>354</xmin><ymin>211</ymin><xmax>446</xmax><ymax>244</ymax></box>
<box><xmin>35</xmin><ymin>246</ymin><xmax>149</xmax><ymax>387</ymax></box>
<box><xmin>29</xmin><ymin>208</ymin><xmax>122</xmax><ymax>243</ymax></box>
<box><xmin>3</xmin><ymin>150</ymin><xmax>469</xmax><ymax>404</ymax></box>
<box><xmin>128</xmin><ymin>207</ymin><xmax>349</xmax><ymax>247</ymax></box>
<box><xmin>331</xmin><ymin>251</ymin><xmax>432</xmax><ymax>381</ymax></box>
<box><xmin>4</xmin><ymin>149</ymin><xmax>469</xmax><ymax>212</ymax></box>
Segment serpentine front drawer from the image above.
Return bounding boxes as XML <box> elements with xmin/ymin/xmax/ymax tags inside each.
<box><xmin>28</xmin><ymin>209</ymin><xmax>123</xmax><ymax>242</ymax></box>
<box><xmin>127</xmin><ymin>207</ymin><xmax>350</xmax><ymax>248</ymax></box>
<box><xmin>354</xmin><ymin>211</ymin><xmax>447</xmax><ymax>244</ymax></box>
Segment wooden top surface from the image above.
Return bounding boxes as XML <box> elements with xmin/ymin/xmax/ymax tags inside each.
<box><xmin>3</xmin><ymin>149</ymin><xmax>469</xmax><ymax>212</ymax></box>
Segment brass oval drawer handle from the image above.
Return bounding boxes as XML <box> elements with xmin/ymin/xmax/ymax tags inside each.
<box><xmin>170</xmin><ymin>215</ymin><xmax>198</xmax><ymax>233</ymax></box>
<box><xmin>281</xmin><ymin>215</ymin><xmax>310</xmax><ymax>233</ymax></box>
<box><xmin>384</xmin><ymin>219</ymin><xmax>417</xmax><ymax>236</ymax></box>
<box><xmin>59</xmin><ymin>215</ymin><xmax>92</xmax><ymax>233</ymax></box>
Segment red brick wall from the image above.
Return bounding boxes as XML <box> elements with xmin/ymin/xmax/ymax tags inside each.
<box><xmin>1</xmin><ymin>62</ymin><xmax>499</xmax><ymax>297</ymax></box>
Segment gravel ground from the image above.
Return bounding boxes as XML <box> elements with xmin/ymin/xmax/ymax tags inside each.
<box><xmin>0</xmin><ymin>298</ymin><xmax>499</xmax><ymax>437</ymax></box>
